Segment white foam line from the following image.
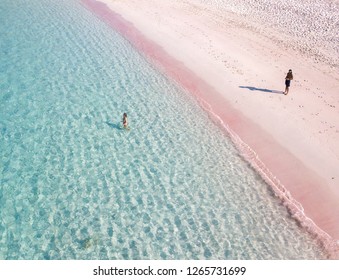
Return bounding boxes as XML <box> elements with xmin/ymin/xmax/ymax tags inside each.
<box><xmin>197</xmin><ymin>96</ymin><xmax>339</xmax><ymax>259</ymax></box>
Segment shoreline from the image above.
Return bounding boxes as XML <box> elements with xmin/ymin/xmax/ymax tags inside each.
<box><xmin>82</xmin><ymin>0</ymin><xmax>339</xmax><ymax>258</ymax></box>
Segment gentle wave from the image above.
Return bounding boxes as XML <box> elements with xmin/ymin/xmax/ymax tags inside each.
<box><xmin>197</xmin><ymin>97</ymin><xmax>339</xmax><ymax>259</ymax></box>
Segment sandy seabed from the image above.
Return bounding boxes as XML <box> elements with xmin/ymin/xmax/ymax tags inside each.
<box><xmin>82</xmin><ymin>0</ymin><xmax>339</xmax><ymax>258</ymax></box>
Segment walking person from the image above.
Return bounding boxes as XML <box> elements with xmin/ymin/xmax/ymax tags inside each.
<box><xmin>284</xmin><ymin>69</ymin><xmax>293</xmax><ymax>95</ymax></box>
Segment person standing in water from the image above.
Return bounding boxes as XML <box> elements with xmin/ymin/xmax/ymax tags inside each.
<box><xmin>122</xmin><ymin>113</ymin><xmax>128</xmax><ymax>129</ymax></box>
<box><xmin>284</xmin><ymin>69</ymin><xmax>293</xmax><ymax>95</ymax></box>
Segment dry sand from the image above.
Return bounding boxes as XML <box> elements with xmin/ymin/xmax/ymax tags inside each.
<box><xmin>82</xmin><ymin>0</ymin><xmax>339</xmax><ymax>256</ymax></box>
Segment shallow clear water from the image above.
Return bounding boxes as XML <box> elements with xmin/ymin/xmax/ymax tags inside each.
<box><xmin>0</xmin><ymin>0</ymin><xmax>326</xmax><ymax>259</ymax></box>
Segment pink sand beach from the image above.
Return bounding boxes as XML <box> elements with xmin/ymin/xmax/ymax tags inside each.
<box><xmin>82</xmin><ymin>0</ymin><xmax>339</xmax><ymax>257</ymax></box>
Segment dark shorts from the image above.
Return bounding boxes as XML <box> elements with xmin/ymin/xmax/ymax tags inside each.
<box><xmin>285</xmin><ymin>80</ymin><xmax>291</xmax><ymax>87</ymax></box>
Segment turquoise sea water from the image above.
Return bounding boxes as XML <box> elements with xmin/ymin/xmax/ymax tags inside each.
<box><xmin>0</xmin><ymin>0</ymin><xmax>327</xmax><ymax>259</ymax></box>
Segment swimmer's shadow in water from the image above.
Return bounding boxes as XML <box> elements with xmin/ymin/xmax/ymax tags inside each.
<box><xmin>239</xmin><ymin>86</ymin><xmax>284</xmax><ymax>94</ymax></box>
<box><xmin>105</xmin><ymin>121</ymin><xmax>123</xmax><ymax>130</ymax></box>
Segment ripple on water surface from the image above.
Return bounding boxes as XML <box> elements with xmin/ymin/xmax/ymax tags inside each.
<box><xmin>0</xmin><ymin>0</ymin><xmax>327</xmax><ymax>259</ymax></box>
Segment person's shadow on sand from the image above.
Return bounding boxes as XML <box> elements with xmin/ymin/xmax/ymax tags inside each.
<box><xmin>239</xmin><ymin>86</ymin><xmax>283</xmax><ymax>94</ymax></box>
<box><xmin>105</xmin><ymin>121</ymin><xmax>122</xmax><ymax>130</ymax></box>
